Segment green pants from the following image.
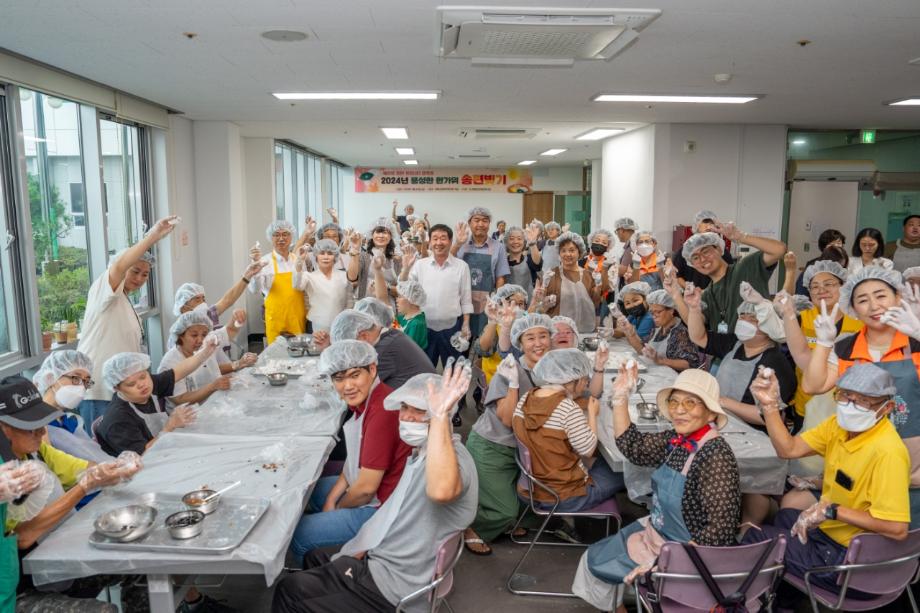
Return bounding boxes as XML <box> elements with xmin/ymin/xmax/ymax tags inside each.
<box><xmin>467</xmin><ymin>431</ymin><xmax>521</xmax><ymax>542</ymax></box>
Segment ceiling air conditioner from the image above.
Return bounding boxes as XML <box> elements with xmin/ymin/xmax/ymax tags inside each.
<box><xmin>458</xmin><ymin>127</ymin><xmax>539</xmax><ymax>139</ymax></box>
<box><xmin>437</xmin><ymin>6</ymin><xmax>662</xmax><ymax>67</ymax></box>
<box><xmin>787</xmin><ymin>160</ymin><xmax>878</xmax><ymax>182</ymax></box>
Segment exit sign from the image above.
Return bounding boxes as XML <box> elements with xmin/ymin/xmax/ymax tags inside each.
<box><xmin>860</xmin><ymin>129</ymin><xmax>876</xmax><ymax>144</ymax></box>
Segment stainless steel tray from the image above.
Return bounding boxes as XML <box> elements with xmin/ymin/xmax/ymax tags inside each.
<box><xmin>88</xmin><ymin>493</ymin><xmax>269</xmax><ymax>555</ymax></box>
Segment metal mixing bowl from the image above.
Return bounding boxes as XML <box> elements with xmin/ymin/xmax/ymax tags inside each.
<box><xmin>94</xmin><ymin>504</ymin><xmax>157</xmax><ymax>542</ymax></box>
<box><xmin>266</xmin><ymin>373</ymin><xmax>288</xmax><ymax>386</ymax></box>
<box><xmin>637</xmin><ymin>402</ymin><xmax>659</xmax><ymax>420</ymax></box>
<box><xmin>166</xmin><ymin>510</ymin><xmax>205</xmax><ymax>539</ymax></box>
<box><xmin>182</xmin><ymin>489</ymin><xmax>220</xmax><ymax>515</ymax></box>
<box><xmin>581</xmin><ymin>337</ymin><xmax>600</xmax><ymax>351</ymax></box>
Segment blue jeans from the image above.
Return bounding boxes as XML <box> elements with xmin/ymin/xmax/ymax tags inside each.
<box><xmin>289</xmin><ymin>476</ymin><xmax>377</xmax><ymax>559</ymax></box>
<box><xmin>78</xmin><ymin>399</ymin><xmax>110</xmax><ymax>436</ymax></box>
<box><xmin>529</xmin><ymin>456</ymin><xmax>625</xmax><ymax>513</ymax></box>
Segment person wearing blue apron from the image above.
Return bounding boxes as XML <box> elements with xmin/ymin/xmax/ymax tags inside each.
<box><xmin>452</xmin><ymin>207</ymin><xmax>510</xmax><ymax>338</ymax></box>
<box><xmin>573</xmin><ymin>367</ymin><xmax>741</xmax><ymax>611</ymax></box>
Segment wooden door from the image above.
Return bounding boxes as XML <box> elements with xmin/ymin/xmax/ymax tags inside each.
<box><xmin>523</xmin><ymin>191</ymin><xmax>554</xmax><ymax>225</ymax></box>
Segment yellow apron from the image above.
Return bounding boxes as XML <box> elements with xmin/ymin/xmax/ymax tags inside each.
<box><xmin>264</xmin><ymin>253</ymin><xmax>306</xmax><ymax>344</ymax></box>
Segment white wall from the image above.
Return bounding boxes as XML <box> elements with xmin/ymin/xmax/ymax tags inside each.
<box><xmin>340</xmin><ymin>165</ymin><xmax>584</xmax><ymax>230</ymax></box>
<box><xmin>787</xmin><ymin>182</ymin><xmax>859</xmax><ymax>259</ymax></box>
<box><xmin>599</xmin><ymin>125</ymin><xmax>657</xmax><ymax>232</ymax></box>
<box><xmin>242</xmin><ymin>137</ymin><xmax>276</xmax><ymax>335</ymax></box>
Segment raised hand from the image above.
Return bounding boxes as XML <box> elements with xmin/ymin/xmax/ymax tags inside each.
<box><xmin>525</xmin><ymin>224</ymin><xmax>541</xmax><ymax>244</ymax></box>
<box><xmin>427</xmin><ymin>358</ymin><xmax>472</xmax><ymax>421</ymax></box>
<box><xmin>326</xmin><ymin>208</ymin><xmax>339</xmax><ymax>223</ymax></box>
<box><xmin>739</xmin><ymin>281</ymin><xmax>767</xmax><ymax>305</ymax></box>
<box><xmin>149</xmin><ymin>215</ymin><xmax>180</xmax><ymax>240</ymax></box>
<box><xmin>402</xmin><ymin>247</ymin><xmax>417</xmax><ymax>271</ymax></box>
<box><xmin>244</xmin><ymin>259</ymin><xmax>267</xmax><ymax>280</ymax></box>
<box><xmin>611</xmin><ymin>361</ymin><xmax>639</xmax><ymax>401</ymax></box>
<box><xmin>880</xmin><ymin>300</ymin><xmax>920</xmax><ymax>340</ymax></box>
<box><xmin>544</xmin><ymin>294</ymin><xmax>557</xmax><ymax>308</ymax></box>
<box><xmin>454</xmin><ymin>221</ymin><xmax>470</xmax><ymax>245</ymax></box>
<box><xmin>715</xmin><ymin>221</ymin><xmax>743</xmax><ymax>241</ymax></box>
<box><xmin>683</xmin><ymin>283</ymin><xmax>703</xmax><ymax>311</ymax></box>
<box><xmin>784</xmin><ymin>251</ymin><xmax>797</xmax><ymax>271</ymax></box>
<box><xmin>773</xmin><ymin>291</ymin><xmax>796</xmax><ymax>319</ymax></box>
<box><xmin>900</xmin><ymin>283</ymin><xmax>920</xmax><ymax>321</ymax></box>
<box><xmin>561</xmin><ymin>223</ymin><xmax>570</xmax><ymax>233</ymax></box>
<box><xmin>595</xmin><ymin>339</ymin><xmax>610</xmax><ymax>370</ymax></box>
<box><xmin>231</xmin><ymin>308</ymin><xmax>247</xmax><ymax>327</ymax></box>
<box><xmin>304</xmin><ymin>216</ymin><xmax>317</xmax><ymax>236</ymax></box>
<box><xmin>249</xmin><ymin>242</ymin><xmax>262</xmax><ymax>263</ymax></box>
<box><xmin>485</xmin><ymin>300</ymin><xmax>500</xmax><ymax>323</ymax></box>
<box><xmin>348</xmin><ymin>231</ymin><xmax>364</xmax><ymax>254</ymax></box>
<box><xmin>813</xmin><ymin>299</ymin><xmax>840</xmax><ymax>347</ymax></box>
<box><xmin>616</xmin><ymin>314</ymin><xmax>635</xmax><ymax>337</ymax></box>
<box><xmin>497</xmin><ymin>299</ymin><xmax>518</xmax><ymax>328</ymax></box>
<box><xmin>371</xmin><ymin>254</ymin><xmax>385</xmax><ymax>272</ymax></box>
<box><xmin>496</xmin><ymin>354</ymin><xmax>519</xmax><ymax>389</ymax></box>
<box><xmin>749</xmin><ymin>365</ymin><xmax>782</xmax><ymax>409</ymax></box>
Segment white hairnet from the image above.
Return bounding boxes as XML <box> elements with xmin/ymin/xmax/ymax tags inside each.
<box><xmin>33</xmin><ymin>350</ymin><xmax>93</xmax><ymax>395</ymax></box>
<box><xmin>173</xmin><ymin>282</ymin><xmax>205</xmax><ymax>317</ymax></box>
<box><xmin>355</xmin><ymin>297</ymin><xmax>395</xmax><ymax>328</ymax></box>
<box><xmin>493</xmin><ymin>284</ymin><xmax>527</xmax><ymax>303</ymax></box>
<box><xmin>587</xmin><ymin>228</ymin><xmax>614</xmax><ymax>246</ymax></box>
<box><xmin>467</xmin><ymin>207</ymin><xmax>492</xmax><ymax>220</ymax></box>
<box><xmin>397</xmin><ymin>280</ymin><xmax>427</xmax><ymax>306</ymax></box>
<box><xmin>314</xmin><ymin>238</ymin><xmax>339</xmax><ymax>254</ymax></box>
<box><xmin>803</xmin><ymin>260</ymin><xmax>847</xmax><ymax>288</ymax></box>
<box><xmin>330</xmin><ymin>309</ymin><xmax>379</xmax><ymax>343</ymax></box>
<box><xmin>168</xmin><ymin>310</ymin><xmax>213</xmax><ymax>348</ymax></box>
<box><xmin>694</xmin><ymin>210</ymin><xmax>719</xmax><ymax>225</ymax></box>
<box><xmin>551</xmin><ymin>315</ymin><xmax>578</xmax><ymax>335</ymax></box>
<box><xmin>681</xmin><ymin>232</ymin><xmax>726</xmax><ymax>264</ymax></box>
<box><xmin>529</xmin><ymin>220</ymin><xmax>545</xmax><ymax>231</ymax></box>
<box><xmin>511</xmin><ymin>313</ymin><xmax>554</xmax><ymax>350</ymax></box>
<box><xmin>103</xmin><ymin>352</ymin><xmax>151</xmax><ymax>390</ymax></box>
<box><xmin>368</xmin><ymin>217</ymin><xmax>397</xmax><ymax>238</ymax></box>
<box><xmin>839</xmin><ymin>266</ymin><xmax>903</xmax><ymax>317</ymax></box>
<box><xmin>317</xmin><ymin>340</ymin><xmax>378</xmax><ymax>376</ymax></box>
<box><xmin>621</xmin><ymin>281</ymin><xmax>652</xmax><ymax>298</ymax></box>
<box><xmin>614</xmin><ymin>217</ymin><xmax>638</xmax><ymax>231</ymax></box>
<box><xmin>316</xmin><ymin>222</ymin><xmax>342</xmax><ymax>243</ymax></box>
<box><xmin>557</xmin><ymin>232</ymin><xmax>586</xmax><ymax>258</ymax></box>
<box><xmin>736</xmin><ymin>301</ymin><xmax>758</xmax><ymax>316</ymax></box>
<box><xmin>110</xmin><ymin>248</ymin><xmax>156</xmax><ymax>269</ymax></box>
<box><xmin>544</xmin><ymin>221</ymin><xmax>561</xmax><ymax>233</ymax></box>
<box><xmin>633</xmin><ymin>230</ymin><xmax>657</xmax><ymax>246</ymax></box>
<box><xmin>646</xmin><ymin>289</ymin><xmax>676</xmax><ymax>309</ymax></box>
<box><xmin>383</xmin><ymin>373</ymin><xmax>447</xmax><ymax>415</ymax></box>
<box><xmin>902</xmin><ymin>266</ymin><xmax>920</xmax><ymax>281</ymax></box>
<box><xmin>266</xmin><ymin>219</ymin><xmax>295</xmax><ymax>241</ymax></box>
<box><xmin>533</xmin><ymin>349</ymin><xmax>593</xmax><ymax>385</ymax></box>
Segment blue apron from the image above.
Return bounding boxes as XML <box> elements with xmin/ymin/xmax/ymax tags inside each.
<box><xmin>463</xmin><ymin>240</ymin><xmax>496</xmax><ymax>337</ymax></box>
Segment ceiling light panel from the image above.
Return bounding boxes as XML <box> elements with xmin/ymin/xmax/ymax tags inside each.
<box><xmin>540</xmin><ymin>148</ymin><xmax>567</xmax><ymax>156</ymax></box>
<box><xmin>395</xmin><ymin>147</ymin><xmax>415</xmax><ymax>155</ymax></box>
<box><xmin>381</xmin><ymin>128</ymin><xmax>409</xmax><ymax>139</ymax></box>
<box><xmin>888</xmin><ymin>98</ymin><xmax>920</xmax><ymax>106</ymax></box>
<box><xmin>403</xmin><ymin>159</ymin><xmax>419</xmax><ymax>165</ymax></box>
<box><xmin>576</xmin><ymin>128</ymin><xmax>625</xmax><ymax>140</ymax></box>
<box><xmin>518</xmin><ymin>160</ymin><xmax>537</xmax><ymax>166</ymax></box>
<box><xmin>273</xmin><ymin>92</ymin><xmax>439</xmax><ymax>100</ymax></box>
<box><xmin>593</xmin><ymin>94</ymin><xmax>760</xmax><ymax>104</ymax></box>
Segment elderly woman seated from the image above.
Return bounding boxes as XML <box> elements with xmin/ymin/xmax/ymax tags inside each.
<box><xmin>573</xmin><ymin>366</ymin><xmax>741</xmax><ymax>612</ymax></box>
<box><xmin>619</xmin><ymin>290</ymin><xmax>707</xmax><ymax>372</ymax></box>
<box><xmin>512</xmin><ymin>349</ymin><xmax>624</xmax><ymax>512</ymax></box>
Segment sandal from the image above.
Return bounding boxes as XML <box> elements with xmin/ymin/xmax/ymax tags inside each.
<box><xmin>507</xmin><ymin>527</ymin><xmax>528</xmax><ymax>538</ymax></box>
<box><xmin>464</xmin><ymin>533</ymin><xmax>493</xmax><ymax>556</ymax></box>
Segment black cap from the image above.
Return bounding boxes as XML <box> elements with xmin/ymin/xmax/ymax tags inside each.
<box><xmin>0</xmin><ymin>377</ymin><xmax>62</xmax><ymax>430</ymax></box>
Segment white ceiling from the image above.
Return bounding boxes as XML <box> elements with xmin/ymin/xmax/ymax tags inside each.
<box><xmin>3</xmin><ymin>0</ymin><xmax>920</xmax><ymax>167</ymax></box>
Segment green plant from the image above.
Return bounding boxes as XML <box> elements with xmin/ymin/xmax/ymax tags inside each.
<box><xmin>28</xmin><ymin>172</ymin><xmax>73</xmax><ymax>264</ymax></box>
<box><xmin>37</xmin><ymin>265</ymin><xmax>90</xmax><ymax>331</ymax></box>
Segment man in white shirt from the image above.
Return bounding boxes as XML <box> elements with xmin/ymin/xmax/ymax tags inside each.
<box><xmin>76</xmin><ymin>215</ymin><xmax>177</xmax><ymax>433</ymax></box>
<box><xmin>248</xmin><ymin>220</ymin><xmax>307</xmax><ymax>344</ymax></box>
<box><xmin>402</xmin><ymin>224</ymin><xmax>473</xmax><ymax>369</ymax></box>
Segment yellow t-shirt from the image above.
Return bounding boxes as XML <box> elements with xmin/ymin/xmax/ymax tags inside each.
<box><xmin>5</xmin><ymin>442</ymin><xmax>89</xmax><ymax>532</ymax></box>
<box><xmin>802</xmin><ymin>415</ymin><xmax>911</xmax><ymax>546</ymax></box>
<box><xmin>793</xmin><ymin>309</ymin><xmax>863</xmax><ymax>417</ymax></box>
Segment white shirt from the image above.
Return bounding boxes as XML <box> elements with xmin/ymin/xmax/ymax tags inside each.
<box><xmin>77</xmin><ymin>266</ymin><xmax>143</xmax><ymax>401</ymax></box>
<box><xmin>408</xmin><ymin>255</ymin><xmax>474</xmax><ymax>331</ymax></box>
<box><xmin>248</xmin><ymin>251</ymin><xmax>297</xmax><ymax>296</ymax></box>
<box><xmin>293</xmin><ymin>268</ymin><xmax>354</xmax><ymax>331</ymax></box>
<box><xmin>848</xmin><ymin>256</ymin><xmax>894</xmax><ymax>274</ymax></box>
<box><xmin>158</xmin><ymin>346</ymin><xmax>221</xmax><ymax>410</ymax></box>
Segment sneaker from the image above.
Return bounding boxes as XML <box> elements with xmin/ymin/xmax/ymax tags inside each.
<box><xmin>177</xmin><ymin>595</ymin><xmax>237</xmax><ymax>613</ymax></box>
<box><xmin>548</xmin><ymin>519</ymin><xmax>582</xmax><ymax>544</ymax></box>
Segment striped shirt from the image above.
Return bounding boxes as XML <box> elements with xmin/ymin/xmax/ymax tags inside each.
<box><xmin>513</xmin><ymin>393</ymin><xmax>597</xmax><ymax>457</ymax></box>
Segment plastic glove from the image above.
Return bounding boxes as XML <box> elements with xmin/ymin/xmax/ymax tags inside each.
<box><xmin>880</xmin><ymin>300</ymin><xmax>920</xmax><ymax>341</ymax></box>
<box><xmin>164</xmin><ymin>404</ymin><xmax>197</xmax><ymax>433</ymax></box>
<box><xmin>313</xmin><ymin>331</ymin><xmax>331</xmax><ymax>350</ymax></box>
<box><xmin>212</xmin><ymin>375</ymin><xmax>232</xmax><ymax>391</ymax></box>
<box><xmin>78</xmin><ymin>461</ymin><xmax>131</xmax><ymax>492</ymax></box>
<box><xmin>428</xmin><ymin>357</ymin><xmax>472</xmax><ymax>421</ymax></box>
<box><xmin>243</xmin><ymin>260</ymin><xmax>267</xmax><ymax>280</ymax></box>
<box><xmin>632</xmin><ymin>253</ymin><xmax>642</xmax><ymax>270</ymax></box>
<box><xmin>814</xmin><ymin>300</ymin><xmax>840</xmax><ymax>348</ymax></box>
<box><xmin>449</xmin><ymin>331</ymin><xmax>470</xmax><ymax>353</ymax></box>
<box><xmin>249</xmin><ymin>242</ymin><xmax>262</xmax><ymax>263</ymax></box>
<box><xmin>238</xmin><ymin>352</ymin><xmax>258</xmax><ymax>368</ymax></box>
<box><xmin>784</xmin><ymin>251</ymin><xmax>797</xmax><ymax>271</ymax></box>
<box><xmin>739</xmin><ymin>281</ymin><xmax>767</xmax><ymax>305</ymax></box>
<box><xmin>611</xmin><ymin>360</ymin><xmax>639</xmax><ymax>402</ymax></box>
<box><xmin>683</xmin><ymin>284</ymin><xmax>703</xmax><ymax>311</ymax></box>
<box><xmin>484</xmin><ymin>300</ymin><xmax>501</xmax><ymax>323</ymax></box>
<box><xmin>591</xmin><ymin>271</ymin><xmax>603</xmax><ymax>286</ymax></box>
<box><xmin>791</xmin><ymin>499</ymin><xmax>831</xmax><ymax>544</ymax></box>
<box><xmin>715</xmin><ymin>221</ymin><xmax>743</xmax><ymax>242</ymax></box>
<box><xmin>595</xmin><ymin>339</ymin><xmax>610</xmax><ymax>370</ymax></box>
<box><xmin>497</xmin><ymin>300</ymin><xmax>518</xmax><ymax>328</ymax></box>
<box><xmin>115</xmin><ymin>451</ymin><xmax>143</xmax><ymax>472</ymax></box>
<box><xmin>902</xmin><ymin>283</ymin><xmax>920</xmax><ymax>321</ymax></box>
<box><xmin>773</xmin><ymin>290</ymin><xmax>796</xmax><ymax>319</ymax></box>
<box><xmin>616</xmin><ymin>314</ymin><xmax>635</xmax><ymax>337</ymax></box>
<box><xmin>749</xmin><ymin>365</ymin><xmax>782</xmax><ymax>413</ymax></box>
<box><xmin>544</xmin><ymin>294</ymin><xmax>557</xmax><ymax>308</ymax></box>
<box><xmin>641</xmin><ymin>344</ymin><xmax>659</xmax><ymax>364</ymax></box>
<box><xmin>0</xmin><ymin>460</ymin><xmax>45</xmax><ymax>503</ymax></box>
<box><xmin>787</xmin><ymin>475</ymin><xmax>822</xmax><ymax>491</ymax></box>
<box><xmin>542</xmin><ymin>269</ymin><xmax>556</xmax><ymax>286</ymax></box>
<box><xmin>148</xmin><ymin>215</ymin><xmax>180</xmax><ymax>239</ymax></box>
<box><xmin>371</xmin><ymin>254</ymin><xmax>385</xmax><ymax>272</ymax></box>
<box><xmin>496</xmin><ymin>355</ymin><xmax>520</xmax><ymax>389</ymax></box>
<box><xmin>561</xmin><ymin>223</ymin><xmax>571</xmax><ymax>233</ymax></box>
<box><xmin>304</xmin><ymin>216</ymin><xmax>317</xmax><ymax>236</ymax></box>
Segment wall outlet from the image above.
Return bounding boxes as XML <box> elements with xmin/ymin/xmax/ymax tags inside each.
<box><xmin>684</xmin><ymin>140</ymin><xmax>696</xmax><ymax>153</ymax></box>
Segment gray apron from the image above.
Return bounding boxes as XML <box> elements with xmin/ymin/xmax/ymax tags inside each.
<box><xmin>130</xmin><ymin>398</ymin><xmax>169</xmax><ymax>438</ymax></box>
<box><xmin>508</xmin><ymin>256</ymin><xmax>534</xmax><ymax>300</ymax></box>
<box><xmin>560</xmin><ymin>272</ymin><xmax>596</xmax><ymax>334</ymax></box>
<box><xmin>542</xmin><ymin>240</ymin><xmax>560</xmax><ymax>270</ymax></box>
<box><xmin>646</xmin><ymin>326</ymin><xmax>673</xmax><ymax>358</ymax></box>
<box><xmin>462</xmin><ymin>241</ymin><xmax>495</xmax><ymax>315</ymax></box>
<box><xmin>714</xmin><ymin>341</ymin><xmax>760</xmax><ymax>402</ymax></box>
<box><xmin>342</xmin><ymin>382</ymin><xmax>382</xmax><ymax>508</ymax></box>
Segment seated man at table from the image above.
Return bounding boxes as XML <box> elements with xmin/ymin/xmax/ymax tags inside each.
<box><xmin>747</xmin><ymin>363</ymin><xmax>910</xmax><ymax>600</ymax></box>
<box><xmin>289</xmin><ymin>340</ymin><xmax>412</xmax><ymax>560</ymax></box>
<box><xmin>274</xmin><ymin>362</ymin><xmax>478</xmax><ymax>613</ymax></box>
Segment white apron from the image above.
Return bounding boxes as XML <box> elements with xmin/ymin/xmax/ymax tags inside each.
<box><xmin>342</xmin><ymin>382</ymin><xmax>382</xmax><ymax>508</ymax></box>
<box><xmin>560</xmin><ymin>272</ymin><xmax>596</xmax><ymax>334</ymax></box>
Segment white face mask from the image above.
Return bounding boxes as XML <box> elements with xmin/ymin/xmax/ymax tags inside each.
<box><xmin>835</xmin><ymin>400</ymin><xmax>883</xmax><ymax>433</ymax></box>
<box><xmin>636</xmin><ymin>244</ymin><xmax>655</xmax><ymax>258</ymax></box>
<box><xmin>734</xmin><ymin>319</ymin><xmax>759</xmax><ymax>341</ymax></box>
<box><xmin>192</xmin><ymin>302</ymin><xmax>210</xmax><ymax>317</ymax></box>
<box><xmin>54</xmin><ymin>384</ymin><xmax>86</xmax><ymax>410</ymax></box>
<box><xmin>398</xmin><ymin>421</ymin><xmax>429</xmax><ymax>447</ymax></box>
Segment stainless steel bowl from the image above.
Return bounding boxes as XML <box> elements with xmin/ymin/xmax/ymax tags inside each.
<box><xmin>165</xmin><ymin>510</ymin><xmax>205</xmax><ymax>539</ymax></box>
<box><xmin>637</xmin><ymin>402</ymin><xmax>659</xmax><ymax>420</ymax></box>
<box><xmin>581</xmin><ymin>337</ymin><xmax>600</xmax><ymax>351</ymax></box>
<box><xmin>94</xmin><ymin>504</ymin><xmax>157</xmax><ymax>542</ymax></box>
<box><xmin>182</xmin><ymin>489</ymin><xmax>220</xmax><ymax>515</ymax></box>
<box><xmin>304</xmin><ymin>343</ymin><xmax>322</xmax><ymax>356</ymax></box>
<box><xmin>286</xmin><ymin>345</ymin><xmax>306</xmax><ymax>357</ymax></box>
<box><xmin>266</xmin><ymin>372</ymin><xmax>288</xmax><ymax>386</ymax></box>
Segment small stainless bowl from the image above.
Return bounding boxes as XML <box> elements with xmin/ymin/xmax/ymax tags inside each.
<box><xmin>182</xmin><ymin>489</ymin><xmax>220</xmax><ymax>515</ymax></box>
<box><xmin>304</xmin><ymin>343</ymin><xmax>322</xmax><ymax>356</ymax></box>
<box><xmin>266</xmin><ymin>373</ymin><xmax>288</xmax><ymax>386</ymax></box>
<box><xmin>166</xmin><ymin>510</ymin><xmax>205</xmax><ymax>539</ymax></box>
<box><xmin>94</xmin><ymin>504</ymin><xmax>157</xmax><ymax>542</ymax></box>
<box><xmin>581</xmin><ymin>337</ymin><xmax>600</xmax><ymax>351</ymax></box>
<box><xmin>286</xmin><ymin>346</ymin><xmax>306</xmax><ymax>357</ymax></box>
<box><xmin>637</xmin><ymin>402</ymin><xmax>659</xmax><ymax>420</ymax></box>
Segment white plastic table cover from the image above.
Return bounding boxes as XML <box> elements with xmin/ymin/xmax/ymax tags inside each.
<box><xmin>24</xmin><ymin>432</ymin><xmax>334</xmax><ymax>587</ymax></box>
<box><xmin>594</xmin><ymin>340</ymin><xmax>789</xmax><ymax>500</ymax></box>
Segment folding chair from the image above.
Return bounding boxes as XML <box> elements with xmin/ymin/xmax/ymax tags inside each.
<box><xmin>783</xmin><ymin>528</ymin><xmax>920</xmax><ymax>612</ymax></box>
<box><xmin>636</xmin><ymin>537</ymin><xmax>786</xmax><ymax>612</ymax></box>
<box><xmin>396</xmin><ymin>531</ymin><xmax>464</xmax><ymax>613</ymax></box>
<box><xmin>507</xmin><ymin>438</ymin><xmax>621</xmax><ymax>597</ymax></box>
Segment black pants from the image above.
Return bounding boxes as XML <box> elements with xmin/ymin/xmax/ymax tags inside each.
<box><xmin>425</xmin><ymin>318</ymin><xmax>463</xmax><ymax>369</ymax></box>
<box><xmin>272</xmin><ymin>551</ymin><xmax>394</xmax><ymax>613</ymax></box>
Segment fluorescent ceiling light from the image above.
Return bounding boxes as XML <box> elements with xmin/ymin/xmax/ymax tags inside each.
<box><xmin>576</xmin><ymin>128</ymin><xmax>625</xmax><ymax>141</ymax></box>
<box><xmin>518</xmin><ymin>160</ymin><xmax>537</xmax><ymax>166</ymax></box>
<box><xmin>273</xmin><ymin>91</ymin><xmax>439</xmax><ymax>100</ymax></box>
<box><xmin>593</xmin><ymin>94</ymin><xmax>760</xmax><ymax>104</ymax></box>
<box><xmin>791</xmin><ymin>139</ymin><xmax>807</xmax><ymax>145</ymax></box>
<box><xmin>403</xmin><ymin>160</ymin><xmax>419</xmax><ymax>166</ymax></box>
<box><xmin>888</xmin><ymin>98</ymin><xmax>920</xmax><ymax>106</ymax></box>
<box><xmin>540</xmin><ymin>148</ymin><xmax>567</xmax><ymax>156</ymax></box>
<box><xmin>381</xmin><ymin>127</ymin><xmax>409</xmax><ymax>140</ymax></box>
<box><xmin>395</xmin><ymin>147</ymin><xmax>415</xmax><ymax>155</ymax></box>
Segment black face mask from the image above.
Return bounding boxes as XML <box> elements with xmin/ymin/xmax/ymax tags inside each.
<box><xmin>590</xmin><ymin>243</ymin><xmax>607</xmax><ymax>256</ymax></box>
<box><xmin>625</xmin><ymin>304</ymin><xmax>647</xmax><ymax>319</ymax></box>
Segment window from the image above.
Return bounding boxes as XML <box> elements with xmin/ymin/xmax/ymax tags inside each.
<box><xmin>19</xmin><ymin>88</ymin><xmax>91</xmax><ymax>335</ymax></box>
<box><xmin>0</xmin><ymin>90</ymin><xmax>21</xmax><ymax>359</ymax></box>
<box><xmin>274</xmin><ymin>141</ymin><xmax>344</xmax><ymax>233</ymax></box>
<box><xmin>325</xmin><ymin>162</ymin><xmax>345</xmax><ymax>221</ymax></box>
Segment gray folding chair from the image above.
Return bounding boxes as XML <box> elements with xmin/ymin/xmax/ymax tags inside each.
<box><xmin>396</xmin><ymin>531</ymin><xmax>463</xmax><ymax>613</ymax></box>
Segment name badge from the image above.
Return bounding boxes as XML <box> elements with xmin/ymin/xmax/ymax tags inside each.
<box><xmin>717</xmin><ymin>321</ymin><xmax>729</xmax><ymax>334</ymax></box>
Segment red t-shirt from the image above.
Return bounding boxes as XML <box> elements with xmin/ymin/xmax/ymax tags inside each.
<box><xmin>351</xmin><ymin>382</ymin><xmax>412</xmax><ymax>505</ymax></box>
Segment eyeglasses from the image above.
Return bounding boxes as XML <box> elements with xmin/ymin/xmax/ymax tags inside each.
<box><xmin>667</xmin><ymin>395</ymin><xmax>706</xmax><ymax>413</ymax></box>
<box><xmin>833</xmin><ymin>389</ymin><xmax>889</xmax><ymax>410</ymax></box>
<box><xmin>689</xmin><ymin>246</ymin><xmax>718</xmax><ymax>264</ymax></box>
<box><xmin>808</xmin><ymin>281</ymin><xmax>840</xmax><ymax>292</ymax></box>
<box><xmin>66</xmin><ymin>375</ymin><xmax>94</xmax><ymax>389</ymax></box>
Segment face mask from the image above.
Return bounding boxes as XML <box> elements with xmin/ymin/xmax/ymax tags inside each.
<box><xmin>625</xmin><ymin>304</ymin><xmax>647</xmax><ymax>319</ymax></box>
<box><xmin>734</xmin><ymin>320</ymin><xmax>759</xmax><ymax>341</ymax></box>
<box><xmin>835</xmin><ymin>400</ymin><xmax>883</xmax><ymax>433</ymax></box>
<box><xmin>192</xmin><ymin>302</ymin><xmax>210</xmax><ymax>317</ymax></box>
<box><xmin>398</xmin><ymin>420</ymin><xmax>430</xmax><ymax>447</ymax></box>
<box><xmin>590</xmin><ymin>243</ymin><xmax>607</xmax><ymax>256</ymax></box>
<box><xmin>54</xmin><ymin>384</ymin><xmax>86</xmax><ymax>410</ymax></box>
<box><xmin>636</xmin><ymin>244</ymin><xmax>655</xmax><ymax>258</ymax></box>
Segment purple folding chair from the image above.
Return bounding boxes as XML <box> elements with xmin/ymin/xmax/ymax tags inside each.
<box><xmin>507</xmin><ymin>437</ymin><xmax>621</xmax><ymax>598</ymax></box>
<box><xmin>636</xmin><ymin>536</ymin><xmax>787</xmax><ymax>612</ymax></box>
<box><xmin>783</xmin><ymin>528</ymin><xmax>920</xmax><ymax>612</ymax></box>
<box><xmin>395</xmin><ymin>531</ymin><xmax>463</xmax><ymax>613</ymax></box>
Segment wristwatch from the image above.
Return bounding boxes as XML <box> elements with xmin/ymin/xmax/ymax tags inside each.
<box><xmin>824</xmin><ymin>503</ymin><xmax>839</xmax><ymax>521</ymax></box>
